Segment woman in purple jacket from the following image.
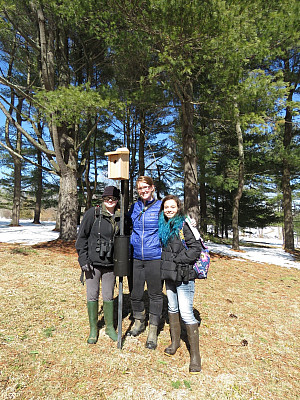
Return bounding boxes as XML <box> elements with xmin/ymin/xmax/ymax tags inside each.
<box><xmin>127</xmin><ymin>176</ymin><xmax>163</xmax><ymax>350</ymax></box>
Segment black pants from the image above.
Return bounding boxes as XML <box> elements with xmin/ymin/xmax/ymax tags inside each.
<box><xmin>130</xmin><ymin>259</ymin><xmax>163</xmax><ymax>326</ymax></box>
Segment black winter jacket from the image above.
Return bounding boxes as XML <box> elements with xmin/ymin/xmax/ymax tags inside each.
<box><xmin>161</xmin><ymin>223</ymin><xmax>202</xmax><ymax>282</ymax></box>
<box><xmin>75</xmin><ymin>205</ymin><xmax>130</xmax><ymax>269</ymax></box>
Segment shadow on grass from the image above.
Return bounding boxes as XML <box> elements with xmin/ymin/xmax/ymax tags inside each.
<box><xmin>97</xmin><ymin>285</ymin><xmax>202</xmax><ymax>348</ymax></box>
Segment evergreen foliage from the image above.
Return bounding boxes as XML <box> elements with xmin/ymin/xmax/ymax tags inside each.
<box><xmin>0</xmin><ymin>0</ymin><xmax>299</xmax><ymax>246</ymax></box>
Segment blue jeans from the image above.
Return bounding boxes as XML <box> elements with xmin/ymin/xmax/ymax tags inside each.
<box><xmin>166</xmin><ymin>279</ymin><xmax>198</xmax><ymax>325</ymax></box>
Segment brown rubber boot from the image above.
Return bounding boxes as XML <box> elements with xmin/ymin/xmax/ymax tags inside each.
<box><xmin>186</xmin><ymin>323</ymin><xmax>201</xmax><ymax>374</ymax></box>
<box><xmin>145</xmin><ymin>324</ymin><xmax>158</xmax><ymax>350</ymax></box>
<box><xmin>164</xmin><ymin>312</ymin><xmax>181</xmax><ymax>356</ymax></box>
<box><xmin>127</xmin><ymin>310</ymin><xmax>146</xmax><ymax>337</ymax></box>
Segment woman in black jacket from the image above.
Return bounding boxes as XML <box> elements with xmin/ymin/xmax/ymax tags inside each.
<box><xmin>158</xmin><ymin>195</ymin><xmax>202</xmax><ymax>374</ymax></box>
<box><xmin>76</xmin><ymin>186</ymin><xmax>122</xmax><ymax>344</ymax></box>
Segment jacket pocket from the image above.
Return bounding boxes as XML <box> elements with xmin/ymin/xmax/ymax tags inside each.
<box><xmin>161</xmin><ymin>260</ymin><xmax>177</xmax><ymax>282</ymax></box>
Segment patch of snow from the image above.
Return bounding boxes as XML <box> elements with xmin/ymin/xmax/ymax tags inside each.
<box><xmin>207</xmin><ymin>241</ymin><xmax>299</xmax><ymax>270</ymax></box>
<box><xmin>0</xmin><ymin>218</ymin><xmax>59</xmax><ymax>245</ymax></box>
<box><xmin>0</xmin><ymin>218</ymin><xmax>299</xmax><ymax>270</ymax></box>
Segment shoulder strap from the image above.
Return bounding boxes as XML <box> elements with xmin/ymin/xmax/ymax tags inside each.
<box><xmin>185</xmin><ymin>217</ymin><xmax>207</xmax><ymax>249</ymax></box>
<box><xmin>94</xmin><ymin>205</ymin><xmax>116</xmax><ymax>240</ymax></box>
<box><xmin>94</xmin><ymin>205</ymin><xmax>101</xmax><ymax>219</ymax></box>
<box><xmin>179</xmin><ymin>222</ymin><xmax>188</xmax><ymax>249</ymax></box>
<box><xmin>92</xmin><ymin>206</ymin><xmax>102</xmax><ymax>239</ymax></box>
<box><xmin>138</xmin><ymin>199</ymin><xmax>158</xmax><ymax>220</ymax></box>
<box><xmin>180</xmin><ymin>221</ymin><xmax>207</xmax><ymax>250</ymax></box>
<box><xmin>185</xmin><ymin>217</ymin><xmax>201</xmax><ymax>240</ymax></box>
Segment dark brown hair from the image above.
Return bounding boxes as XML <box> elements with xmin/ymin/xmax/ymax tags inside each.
<box><xmin>159</xmin><ymin>195</ymin><xmax>184</xmax><ymax>219</ymax></box>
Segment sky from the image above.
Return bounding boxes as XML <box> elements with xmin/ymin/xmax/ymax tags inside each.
<box><xmin>0</xmin><ymin>219</ymin><xmax>299</xmax><ymax>271</ymax></box>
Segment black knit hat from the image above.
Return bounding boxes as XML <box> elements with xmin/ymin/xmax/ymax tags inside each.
<box><xmin>102</xmin><ymin>186</ymin><xmax>120</xmax><ymax>199</ymax></box>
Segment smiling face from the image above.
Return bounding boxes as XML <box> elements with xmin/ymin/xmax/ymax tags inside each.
<box><xmin>137</xmin><ymin>183</ymin><xmax>155</xmax><ymax>203</ymax></box>
<box><xmin>163</xmin><ymin>199</ymin><xmax>179</xmax><ymax>220</ymax></box>
<box><xmin>103</xmin><ymin>196</ymin><xmax>118</xmax><ymax>213</ymax></box>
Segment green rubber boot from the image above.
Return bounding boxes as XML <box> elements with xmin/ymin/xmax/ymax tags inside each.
<box><xmin>103</xmin><ymin>300</ymin><xmax>118</xmax><ymax>342</ymax></box>
<box><xmin>87</xmin><ymin>301</ymin><xmax>99</xmax><ymax>344</ymax></box>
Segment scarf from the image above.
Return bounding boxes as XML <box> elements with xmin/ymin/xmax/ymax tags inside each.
<box><xmin>158</xmin><ymin>212</ymin><xmax>185</xmax><ymax>248</ymax></box>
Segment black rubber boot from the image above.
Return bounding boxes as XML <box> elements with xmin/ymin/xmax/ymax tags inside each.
<box><xmin>127</xmin><ymin>311</ymin><xmax>145</xmax><ymax>337</ymax></box>
<box><xmin>186</xmin><ymin>323</ymin><xmax>201</xmax><ymax>374</ymax></box>
<box><xmin>145</xmin><ymin>324</ymin><xmax>158</xmax><ymax>350</ymax></box>
<box><xmin>164</xmin><ymin>312</ymin><xmax>181</xmax><ymax>356</ymax></box>
<box><xmin>87</xmin><ymin>301</ymin><xmax>99</xmax><ymax>344</ymax></box>
<box><xmin>103</xmin><ymin>300</ymin><xmax>117</xmax><ymax>342</ymax></box>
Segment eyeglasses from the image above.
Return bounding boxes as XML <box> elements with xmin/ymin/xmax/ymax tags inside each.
<box><xmin>137</xmin><ymin>185</ymin><xmax>152</xmax><ymax>192</ymax></box>
<box><xmin>103</xmin><ymin>196</ymin><xmax>118</xmax><ymax>202</ymax></box>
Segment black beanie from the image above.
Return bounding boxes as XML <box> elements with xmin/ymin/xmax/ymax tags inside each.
<box><xmin>102</xmin><ymin>186</ymin><xmax>120</xmax><ymax>199</ymax></box>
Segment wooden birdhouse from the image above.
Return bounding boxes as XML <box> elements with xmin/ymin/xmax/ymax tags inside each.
<box><xmin>104</xmin><ymin>147</ymin><xmax>130</xmax><ymax>180</ymax></box>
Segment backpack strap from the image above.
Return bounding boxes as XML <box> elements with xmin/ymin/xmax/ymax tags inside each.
<box><xmin>179</xmin><ymin>222</ymin><xmax>188</xmax><ymax>249</ymax></box>
<box><xmin>94</xmin><ymin>205</ymin><xmax>116</xmax><ymax>242</ymax></box>
<box><xmin>93</xmin><ymin>205</ymin><xmax>102</xmax><ymax>245</ymax></box>
<box><xmin>179</xmin><ymin>221</ymin><xmax>207</xmax><ymax>250</ymax></box>
<box><xmin>94</xmin><ymin>205</ymin><xmax>101</xmax><ymax>218</ymax></box>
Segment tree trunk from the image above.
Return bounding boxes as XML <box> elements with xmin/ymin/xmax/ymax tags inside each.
<box><xmin>54</xmin><ymin>189</ymin><xmax>61</xmax><ymax>232</ymax></box>
<box><xmin>180</xmin><ymin>80</ymin><xmax>199</xmax><ymax>223</ymax></box>
<box><xmin>33</xmin><ymin>148</ymin><xmax>43</xmax><ymax>224</ymax></box>
<box><xmin>232</xmin><ymin>103</ymin><xmax>245</xmax><ymax>250</ymax></box>
<box><xmin>282</xmin><ymin>98</ymin><xmax>294</xmax><ymax>251</ymax></box>
<box><xmin>199</xmin><ymin>161</ymin><xmax>207</xmax><ymax>234</ymax></box>
<box><xmin>10</xmin><ymin>97</ymin><xmax>24</xmax><ymax>226</ymax></box>
<box><xmin>59</xmin><ymin>170</ymin><xmax>78</xmax><ymax>240</ymax></box>
<box><xmin>83</xmin><ymin>121</ymin><xmax>96</xmax><ymax>211</ymax></box>
<box><xmin>139</xmin><ymin>110</ymin><xmax>145</xmax><ymax>176</ymax></box>
<box><xmin>11</xmin><ymin>157</ymin><xmax>22</xmax><ymax>226</ymax></box>
<box><xmin>126</xmin><ymin>111</ymin><xmax>135</xmax><ymax>205</ymax></box>
<box><xmin>84</xmin><ymin>150</ymin><xmax>92</xmax><ymax>210</ymax></box>
<box><xmin>35</xmin><ymin>3</ymin><xmax>55</xmax><ymax>91</ymax></box>
<box><xmin>51</xmin><ymin>121</ymin><xmax>78</xmax><ymax>239</ymax></box>
<box><xmin>214</xmin><ymin>193</ymin><xmax>220</xmax><ymax>237</ymax></box>
<box><xmin>155</xmin><ymin>164</ymin><xmax>162</xmax><ymax>200</ymax></box>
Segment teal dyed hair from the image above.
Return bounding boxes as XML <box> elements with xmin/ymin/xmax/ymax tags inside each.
<box><xmin>158</xmin><ymin>212</ymin><xmax>185</xmax><ymax>248</ymax></box>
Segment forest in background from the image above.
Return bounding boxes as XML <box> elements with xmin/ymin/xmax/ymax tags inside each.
<box><xmin>0</xmin><ymin>0</ymin><xmax>299</xmax><ymax>251</ymax></box>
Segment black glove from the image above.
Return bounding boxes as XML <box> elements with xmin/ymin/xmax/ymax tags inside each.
<box><xmin>81</xmin><ymin>263</ymin><xmax>92</xmax><ymax>272</ymax></box>
<box><xmin>80</xmin><ymin>263</ymin><xmax>93</xmax><ymax>286</ymax></box>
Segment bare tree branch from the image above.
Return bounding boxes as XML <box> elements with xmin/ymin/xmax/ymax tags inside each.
<box><xmin>0</xmin><ymin>141</ymin><xmax>57</xmax><ymax>174</ymax></box>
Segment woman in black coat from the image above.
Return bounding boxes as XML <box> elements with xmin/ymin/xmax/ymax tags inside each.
<box><xmin>158</xmin><ymin>195</ymin><xmax>202</xmax><ymax>374</ymax></box>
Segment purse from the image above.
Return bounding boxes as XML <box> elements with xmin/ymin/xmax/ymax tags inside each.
<box><xmin>179</xmin><ymin>223</ymin><xmax>210</xmax><ymax>279</ymax></box>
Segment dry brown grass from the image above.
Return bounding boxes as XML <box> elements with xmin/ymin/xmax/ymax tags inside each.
<box><xmin>0</xmin><ymin>242</ymin><xmax>299</xmax><ymax>400</ymax></box>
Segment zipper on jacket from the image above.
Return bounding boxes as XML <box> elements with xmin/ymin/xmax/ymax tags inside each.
<box><xmin>141</xmin><ymin>211</ymin><xmax>145</xmax><ymax>260</ymax></box>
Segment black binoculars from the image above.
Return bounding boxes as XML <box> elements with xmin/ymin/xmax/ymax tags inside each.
<box><xmin>96</xmin><ymin>239</ymin><xmax>113</xmax><ymax>258</ymax></box>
